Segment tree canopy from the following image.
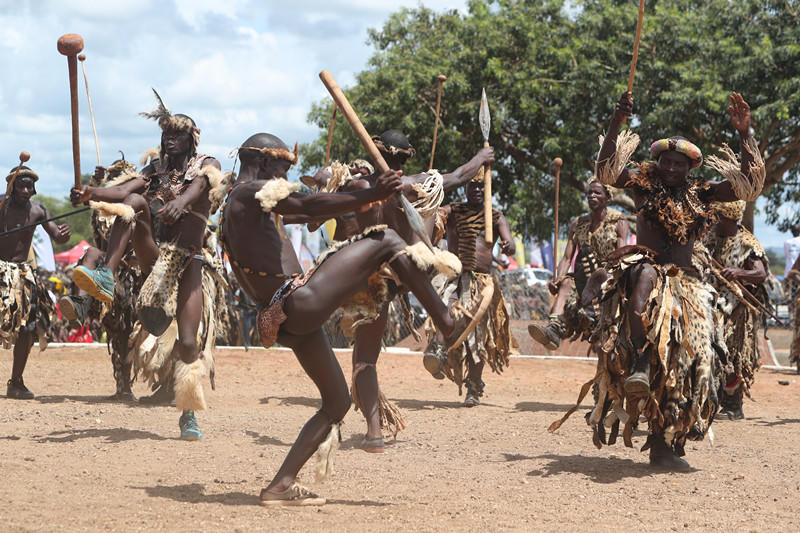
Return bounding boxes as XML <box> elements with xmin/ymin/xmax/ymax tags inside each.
<box><xmin>300</xmin><ymin>0</ymin><xmax>800</xmax><ymax>240</ymax></box>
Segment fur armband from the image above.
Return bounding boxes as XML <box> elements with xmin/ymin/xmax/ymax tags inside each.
<box><xmin>705</xmin><ymin>136</ymin><xmax>765</xmax><ymax>202</ymax></box>
<box><xmin>88</xmin><ymin>201</ymin><xmax>136</xmax><ymax>223</ymax></box>
<box><xmin>595</xmin><ymin>129</ymin><xmax>640</xmax><ymax>185</ymax></box>
<box><xmin>404</xmin><ymin>241</ymin><xmax>462</xmax><ymax>278</ymax></box>
<box><xmin>196</xmin><ymin>165</ymin><xmax>235</xmax><ymax>215</ymax></box>
<box><xmin>254</xmin><ymin>178</ymin><xmax>301</xmax><ymax>212</ymax></box>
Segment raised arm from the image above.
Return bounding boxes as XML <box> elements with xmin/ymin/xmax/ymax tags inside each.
<box><xmin>70</xmin><ymin>174</ymin><xmax>147</xmax><ymax>205</ymax></box>
<box><xmin>275</xmin><ymin>170</ymin><xmax>401</xmax><ymax>220</ymax></box>
<box><xmin>596</xmin><ymin>92</ymin><xmax>637</xmax><ymax>189</ymax></box>
<box><xmin>437</xmin><ymin>147</ymin><xmax>495</xmax><ymax>193</ymax></box>
<box><xmin>708</xmin><ymin>93</ymin><xmax>764</xmax><ymax>202</ymax></box>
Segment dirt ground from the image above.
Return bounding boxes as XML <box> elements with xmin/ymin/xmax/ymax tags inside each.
<box><xmin>2</xmin><ymin>339</ymin><xmax>799</xmax><ymax>533</ymax></box>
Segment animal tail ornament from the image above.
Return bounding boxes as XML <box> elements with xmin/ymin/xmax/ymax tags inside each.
<box><xmin>595</xmin><ymin>130</ymin><xmax>640</xmax><ymax>185</ymax></box>
<box><xmin>314</xmin><ymin>423</ymin><xmax>341</xmax><ymax>482</ymax></box>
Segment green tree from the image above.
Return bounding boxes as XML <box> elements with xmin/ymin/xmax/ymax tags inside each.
<box><xmin>300</xmin><ymin>0</ymin><xmax>800</xmax><ymax>239</ymax></box>
<box><xmin>36</xmin><ymin>173</ymin><xmax>94</xmax><ymax>253</ymax></box>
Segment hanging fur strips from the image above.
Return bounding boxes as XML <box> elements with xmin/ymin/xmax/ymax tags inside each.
<box><xmin>174</xmin><ymin>358</ymin><xmax>207</xmax><ymax>412</ymax></box>
<box><xmin>595</xmin><ymin>130</ymin><xmax>640</xmax><ymax>185</ymax></box>
<box><xmin>255</xmin><ymin>178</ymin><xmax>301</xmax><ymax>212</ymax></box>
<box><xmin>705</xmin><ymin>136</ymin><xmax>765</xmax><ymax>201</ymax></box>
<box><xmin>197</xmin><ymin>165</ymin><xmax>234</xmax><ymax>215</ymax></box>
<box><xmin>404</xmin><ymin>241</ymin><xmax>462</xmax><ymax>278</ymax></box>
<box><xmin>314</xmin><ymin>424</ymin><xmax>341</xmax><ymax>482</ymax></box>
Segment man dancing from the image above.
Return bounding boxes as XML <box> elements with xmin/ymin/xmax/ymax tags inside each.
<box><xmin>221</xmin><ymin>132</ymin><xmax>477</xmax><ymax>505</ymax></box>
<box><xmin>1</xmin><ymin>165</ymin><xmax>70</xmax><ymax>398</ymax></box>
<box><xmin>422</xmin><ymin>178</ymin><xmax>515</xmax><ymax>407</ymax></box>
<box><xmin>528</xmin><ymin>180</ymin><xmax>629</xmax><ymax>350</ymax></box>
<box><xmin>70</xmin><ymin>91</ymin><xmax>230</xmax><ymax>439</ymax></box>
<box><xmin>786</xmin><ymin>254</ymin><xmax>800</xmax><ymax>372</ymax></box>
<box><xmin>703</xmin><ymin>200</ymin><xmax>768</xmax><ymax>420</ymax></box>
<box><xmin>332</xmin><ymin>130</ymin><xmax>493</xmax><ymax>450</ymax></box>
<box><xmin>558</xmin><ymin>91</ymin><xmax>765</xmax><ymax>469</ymax></box>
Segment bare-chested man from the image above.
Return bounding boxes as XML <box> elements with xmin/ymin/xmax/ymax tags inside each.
<box><xmin>422</xmin><ymin>178</ymin><xmax>516</xmax><ymax>407</ymax></box>
<box><xmin>1</xmin><ymin>165</ymin><xmax>70</xmax><ymax>398</ymax></box>
<box><xmin>70</xmin><ymin>92</ymin><xmax>229</xmax><ymax>439</ymax></box>
<box><xmin>562</xmin><ymin>91</ymin><xmax>764</xmax><ymax>469</ymax></box>
<box><xmin>331</xmin><ymin>130</ymin><xmax>493</xmax><ymax>450</ymax></box>
<box><xmin>221</xmin><ymin>132</ymin><xmax>476</xmax><ymax>505</ymax></box>
<box><xmin>529</xmin><ymin>180</ymin><xmax>629</xmax><ymax>350</ymax></box>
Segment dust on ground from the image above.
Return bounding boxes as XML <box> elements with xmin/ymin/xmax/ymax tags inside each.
<box><xmin>1</xmin><ymin>341</ymin><xmax>798</xmax><ymax>533</ymax></box>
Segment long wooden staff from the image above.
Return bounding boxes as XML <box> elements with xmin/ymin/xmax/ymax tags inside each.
<box><xmin>78</xmin><ymin>53</ymin><xmax>101</xmax><ymax>166</ymax></box>
<box><xmin>0</xmin><ymin>206</ymin><xmax>90</xmax><ymax>239</ymax></box>
<box><xmin>479</xmin><ymin>88</ymin><xmax>493</xmax><ymax>244</ymax></box>
<box><xmin>552</xmin><ymin>157</ymin><xmax>563</xmax><ymax>276</ymax></box>
<box><xmin>325</xmin><ymin>106</ymin><xmax>337</xmax><ymax>167</ymax></box>
<box><xmin>429</xmin><ymin>74</ymin><xmax>447</xmax><ymax>170</ymax></box>
<box><xmin>318</xmin><ymin>69</ymin><xmax>434</xmax><ymax>250</ymax></box>
<box><xmin>627</xmin><ymin>0</ymin><xmax>646</xmax><ymax>94</ymax></box>
<box><xmin>0</xmin><ymin>152</ymin><xmax>31</xmax><ymax>213</ymax></box>
<box><xmin>57</xmin><ymin>34</ymin><xmax>85</xmax><ymax>189</ymax></box>
<box><xmin>709</xmin><ymin>256</ymin><xmax>784</xmax><ymax>326</ymax></box>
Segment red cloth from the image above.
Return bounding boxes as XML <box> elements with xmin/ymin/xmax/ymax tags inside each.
<box><xmin>67</xmin><ymin>325</ymin><xmax>93</xmax><ymax>343</ymax></box>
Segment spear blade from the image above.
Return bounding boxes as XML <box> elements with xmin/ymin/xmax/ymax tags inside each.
<box><xmin>479</xmin><ymin>87</ymin><xmax>490</xmax><ymax>141</ymax></box>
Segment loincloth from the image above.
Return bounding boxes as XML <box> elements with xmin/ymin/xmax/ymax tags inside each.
<box><xmin>137</xmin><ymin>243</ymin><xmax>195</xmax><ymax>335</ymax></box>
<box><xmin>431</xmin><ymin>270</ymin><xmax>515</xmax><ymax>392</ymax></box>
<box><xmin>0</xmin><ymin>260</ymin><xmax>54</xmax><ymax>350</ymax></box>
<box><xmin>791</xmin><ymin>292</ymin><xmax>800</xmax><ymax>364</ymax></box>
<box><xmin>257</xmin><ymin>274</ymin><xmax>310</xmax><ymax>349</ymax></box>
<box><xmin>715</xmin><ymin>288</ymin><xmax>764</xmax><ymax>395</ymax></box>
<box><xmin>551</xmin><ymin>247</ymin><xmax>722</xmax><ymax>455</ymax></box>
<box><xmin>131</xmin><ymin>247</ymin><xmax>224</xmax><ymax>389</ymax></box>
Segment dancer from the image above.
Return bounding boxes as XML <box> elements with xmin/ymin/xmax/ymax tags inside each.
<box><xmin>528</xmin><ymin>180</ymin><xmax>629</xmax><ymax>350</ymax></box>
<box><xmin>422</xmin><ymin>178</ymin><xmax>515</xmax><ymax>406</ymax></box>
<box><xmin>1</xmin><ymin>165</ymin><xmax>70</xmax><ymax>398</ymax></box>
<box><xmin>333</xmin><ymin>130</ymin><xmax>493</xmax><ymax>450</ymax></box>
<box><xmin>553</xmin><ymin>91</ymin><xmax>765</xmax><ymax>469</ymax></box>
<box><xmin>221</xmin><ymin>132</ymin><xmax>476</xmax><ymax>505</ymax></box>
<box><xmin>787</xmin><ymin>255</ymin><xmax>800</xmax><ymax>372</ymax></box>
<box><xmin>70</xmin><ymin>91</ymin><xmax>231</xmax><ymax>439</ymax></box>
<box><xmin>703</xmin><ymin>200</ymin><xmax>768</xmax><ymax>419</ymax></box>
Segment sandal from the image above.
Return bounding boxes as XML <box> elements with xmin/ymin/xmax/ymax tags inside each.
<box><xmin>360</xmin><ymin>436</ymin><xmax>385</xmax><ymax>453</ymax></box>
<box><xmin>259</xmin><ymin>483</ymin><xmax>326</xmax><ymax>506</ymax></box>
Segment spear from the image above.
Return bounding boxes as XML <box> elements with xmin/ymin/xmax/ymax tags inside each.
<box><xmin>479</xmin><ymin>88</ymin><xmax>493</xmax><ymax>244</ymax></box>
<box><xmin>429</xmin><ymin>74</ymin><xmax>447</xmax><ymax>170</ymax></box>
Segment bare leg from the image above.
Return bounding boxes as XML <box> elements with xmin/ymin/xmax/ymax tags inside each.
<box><xmin>105</xmin><ymin>194</ymin><xmax>159</xmax><ymax>274</ymax></box>
<box><xmin>174</xmin><ymin>260</ymin><xmax>203</xmax><ymax>366</ymax></box>
<box><xmin>624</xmin><ymin>264</ymin><xmax>658</xmax><ymax>394</ymax></box>
<box><xmin>550</xmin><ymin>276</ymin><xmax>575</xmax><ymax>315</ymax></box>
<box><xmin>264</xmin><ymin>328</ymin><xmax>350</xmax><ymax>495</ymax></box>
<box><xmin>283</xmin><ymin>230</ymin><xmax>455</xmax><ymax>339</ymax></box>
<box><xmin>351</xmin><ymin>310</ymin><xmax>389</xmax><ymax>441</ymax></box>
<box><xmin>11</xmin><ymin>330</ymin><xmax>34</xmax><ymax>380</ymax></box>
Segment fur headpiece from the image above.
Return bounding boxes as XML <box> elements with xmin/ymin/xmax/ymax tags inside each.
<box><xmin>6</xmin><ymin>167</ymin><xmax>38</xmax><ymax>183</ymax></box>
<box><xmin>139</xmin><ymin>89</ymin><xmax>200</xmax><ymax>148</ymax></box>
<box><xmin>238</xmin><ymin>143</ymin><xmax>299</xmax><ymax>165</ymax></box>
<box><xmin>650</xmin><ymin>137</ymin><xmax>703</xmax><ymax>169</ymax></box>
<box><xmin>711</xmin><ymin>200</ymin><xmax>746</xmax><ymax>222</ymax></box>
<box><xmin>349</xmin><ymin>159</ymin><xmax>374</xmax><ymax>175</ymax></box>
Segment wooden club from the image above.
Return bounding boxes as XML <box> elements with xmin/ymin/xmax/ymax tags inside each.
<box><xmin>57</xmin><ymin>33</ymin><xmax>84</xmax><ymax>190</ymax></box>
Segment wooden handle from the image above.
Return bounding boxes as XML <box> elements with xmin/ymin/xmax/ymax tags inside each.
<box><xmin>552</xmin><ymin>157</ymin><xmax>563</xmax><ymax>276</ymax></box>
<box><xmin>324</xmin><ymin>106</ymin><xmax>337</xmax><ymax>167</ymax></box>
<box><xmin>627</xmin><ymin>0</ymin><xmax>646</xmax><ymax>94</ymax></box>
<box><xmin>483</xmin><ymin>140</ymin><xmax>492</xmax><ymax>244</ymax></box>
<box><xmin>429</xmin><ymin>74</ymin><xmax>446</xmax><ymax>170</ymax></box>
<box><xmin>0</xmin><ymin>152</ymin><xmax>31</xmax><ymax>212</ymax></box>
<box><xmin>319</xmin><ymin>70</ymin><xmax>389</xmax><ymax>173</ymax></box>
<box><xmin>79</xmin><ymin>54</ymin><xmax>101</xmax><ymax>166</ymax></box>
<box><xmin>58</xmin><ymin>34</ymin><xmax>84</xmax><ymax>189</ymax></box>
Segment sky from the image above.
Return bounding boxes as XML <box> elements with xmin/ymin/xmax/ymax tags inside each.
<box><xmin>0</xmin><ymin>0</ymin><xmax>794</xmax><ymax>250</ymax></box>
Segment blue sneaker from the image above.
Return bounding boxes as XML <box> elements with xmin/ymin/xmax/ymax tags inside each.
<box><xmin>179</xmin><ymin>410</ymin><xmax>203</xmax><ymax>441</ymax></box>
<box><xmin>73</xmin><ymin>264</ymin><xmax>115</xmax><ymax>303</ymax></box>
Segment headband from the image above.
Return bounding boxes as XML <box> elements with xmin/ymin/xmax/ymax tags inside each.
<box><xmin>650</xmin><ymin>137</ymin><xmax>703</xmax><ymax>169</ymax></box>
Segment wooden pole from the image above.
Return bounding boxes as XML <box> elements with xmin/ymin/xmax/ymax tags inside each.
<box><xmin>57</xmin><ymin>34</ymin><xmax>85</xmax><ymax>189</ymax></box>
<box><xmin>429</xmin><ymin>74</ymin><xmax>446</xmax><ymax>170</ymax></box>
<box><xmin>483</xmin><ymin>142</ymin><xmax>493</xmax><ymax>244</ymax></box>
<box><xmin>627</xmin><ymin>0</ymin><xmax>646</xmax><ymax>94</ymax></box>
<box><xmin>552</xmin><ymin>157</ymin><xmax>563</xmax><ymax>276</ymax></box>
<box><xmin>325</xmin><ymin>106</ymin><xmax>337</xmax><ymax>167</ymax></box>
